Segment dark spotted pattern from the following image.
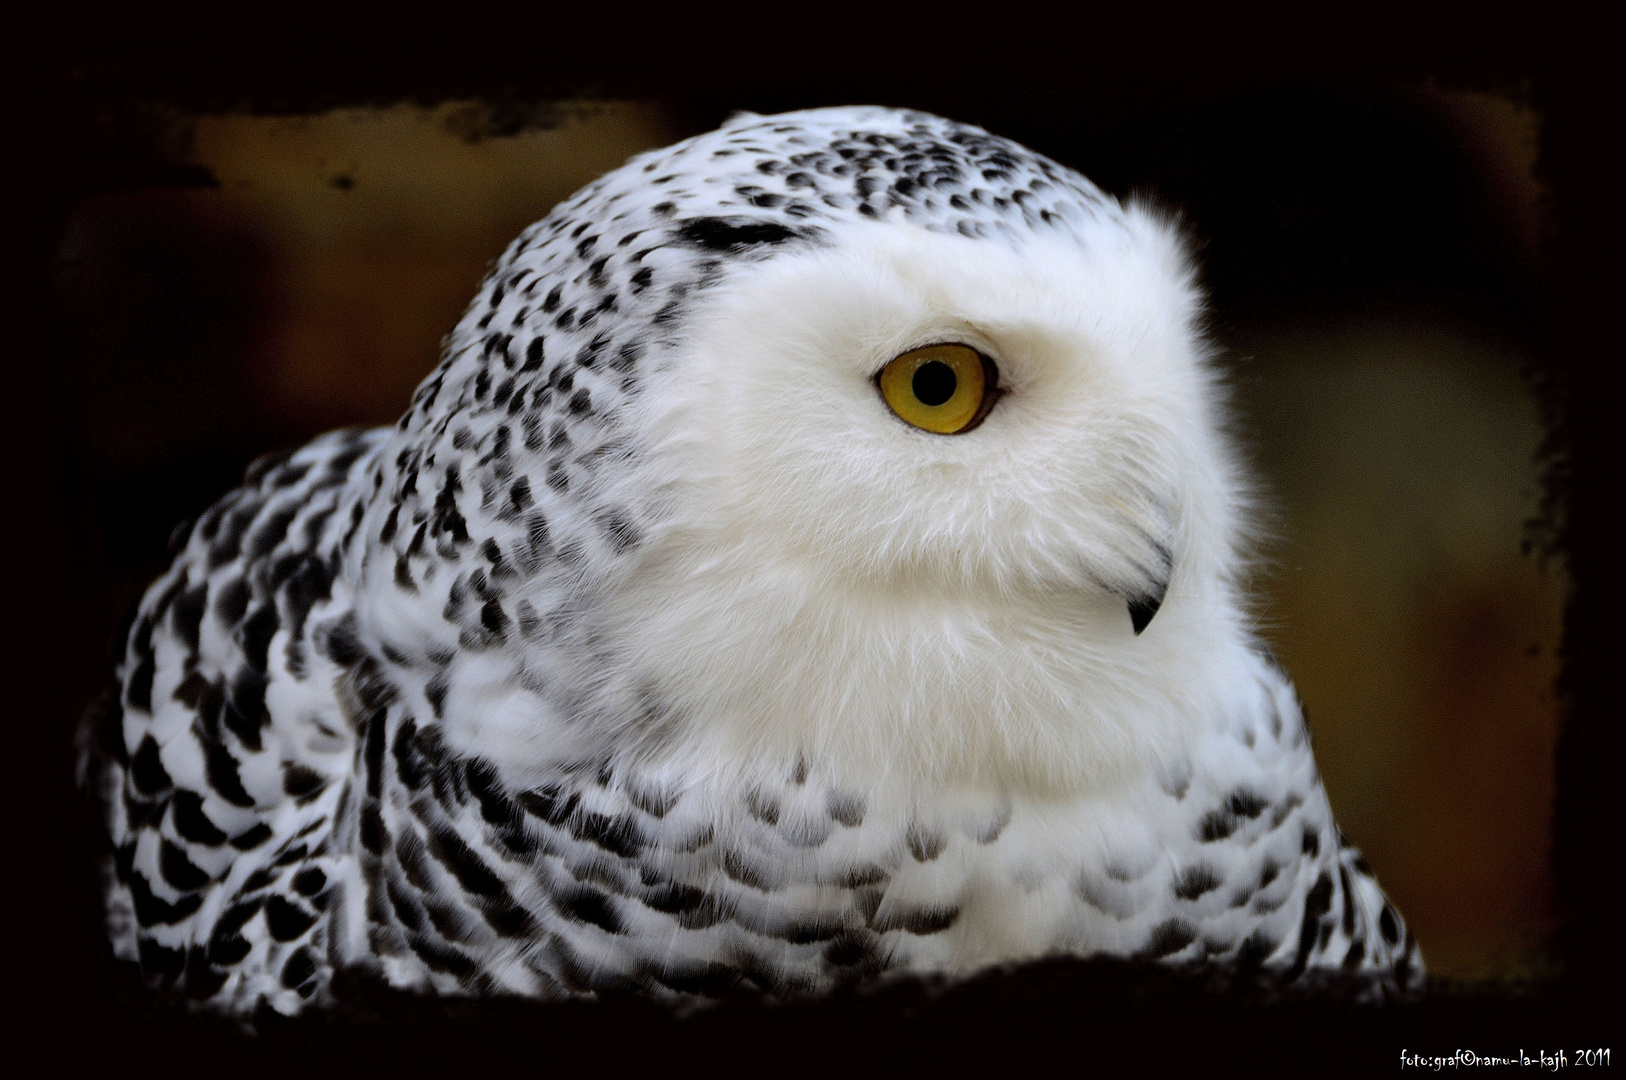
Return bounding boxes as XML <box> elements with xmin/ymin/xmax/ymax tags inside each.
<box><xmin>86</xmin><ymin>108</ymin><xmax>1418</xmax><ymax>1015</ymax></box>
<box><xmin>353</xmin><ymin>107</ymin><xmax>1125</xmax><ymax>669</ymax></box>
<box><xmin>94</xmin><ymin>430</ymin><xmax>382</xmax><ymax>1011</ymax></box>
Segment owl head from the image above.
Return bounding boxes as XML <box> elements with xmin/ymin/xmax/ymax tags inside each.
<box><xmin>365</xmin><ymin>108</ymin><xmax>1256</xmax><ymax>794</ymax></box>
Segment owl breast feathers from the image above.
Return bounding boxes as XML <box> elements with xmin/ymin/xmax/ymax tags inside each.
<box><xmin>84</xmin><ymin>106</ymin><xmax>1420</xmax><ymax>1014</ymax></box>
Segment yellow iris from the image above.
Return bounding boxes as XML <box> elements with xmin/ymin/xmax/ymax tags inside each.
<box><xmin>877</xmin><ymin>344</ymin><xmax>992</xmax><ymax>434</ymax></box>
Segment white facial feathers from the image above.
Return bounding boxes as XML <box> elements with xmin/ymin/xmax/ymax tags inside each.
<box><xmin>548</xmin><ymin>204</ymin><xmax>1258</xmax><ymax>792</ymax></box>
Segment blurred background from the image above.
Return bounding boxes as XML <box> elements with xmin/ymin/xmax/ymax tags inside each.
<box><xmin>50</xmin><ymin>81</ymin><xmax>1557</xmax><ymax>982</ymax></box>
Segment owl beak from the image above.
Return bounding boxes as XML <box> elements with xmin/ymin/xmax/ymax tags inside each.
<box><xmin>1128</xmin><ymin>592</ymin><xmax>1163</xmax><ymax>635</ymax></box>
<box><xmin>1126</xmin><ymin>551</ymin><xmax>1169</xmax><ymax>635</ymax></box>
<box><xmin>1124</xmin><ymin>537</ymin><xmax>1171</xmax><ymax>635</ymax></box>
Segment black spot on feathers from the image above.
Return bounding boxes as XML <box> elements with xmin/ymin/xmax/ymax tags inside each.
<box><xmin>171</xmin><ymin>790</ymin><xmax>227</xmax><ymax>846</ymax></box>
<box><xmin>1141</xmin><ymin>919</ymin><xmax>1198</xmax><ymax>958</ymax></box>
<box><xmin>675</xmin><ymin>216</ymin><xmax>801</xmax><ymax>250</ymax></box>
<box><xmin>130</xmin><ymin>872</ymin><xmax>203</xmax><ymax>927</ymax></box>
<box><xmin>131</xmin><ymin>736</ymin><xmax>171</xmax><ymax>795</ymax></box>
<box><xmin>171</xmin><ymin>583</ymin><xmax>207</xmax><ymax>651</ymax></box>
<box><xmin>555</xmin><ymin>886</ymin><xmax>623</xmax><ymax>934</ymax></box>
<box><xmin>203</xmin><ymin>739</ymin><xmax>255</xmax><ymax>808</ymax></box>
<box><xmin>425</xmin><ymin>821</ymin><xmax>506</xmax><ymax>897</ymax></box>
<box><xmin>281</xmin><ymin>947</ymin><xmax>318</xmax><ymax>995</ymax></box>
<box><xmin>1173</xmin><ymin>864</ymin><xmax>1223</xmax><ymax>900</ymax></box>
<box><xmin>160</xmin><ymin>840</ymin><xmax>211</xmax><ymax>891</ymax></box>
<box><xmin>265</xmin><ymin>895</ymin><xmax>318</xmax><ymax>941</ymax></box>
<box><xmin>872</xmin><ymin>904</ymin><xmax>959</xmax><ymax>935</ymax></box>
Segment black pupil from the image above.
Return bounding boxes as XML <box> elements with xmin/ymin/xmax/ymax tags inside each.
<box><xmin>912</xmin><ymin>361</ymin><xmax>958</xmax><ymax>407</ymax></box>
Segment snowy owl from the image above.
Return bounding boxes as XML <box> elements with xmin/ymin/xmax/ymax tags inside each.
<box><xmin>84</xmin><ymin>106</ymin><xmax>1421</xmax><ymax>1014</ymax></box>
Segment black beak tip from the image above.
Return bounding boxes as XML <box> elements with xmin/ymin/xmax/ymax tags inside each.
<box><xmin>1129</xmin><ymin>596</ymin><xmax>1162</xmax><ymax>635</ymax></box>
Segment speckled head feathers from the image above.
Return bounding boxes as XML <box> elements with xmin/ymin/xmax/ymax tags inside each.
<box><xmin>342</xmin><ymin>106</ymin><xmax>1245</xmax><ymax>792</ymax></box>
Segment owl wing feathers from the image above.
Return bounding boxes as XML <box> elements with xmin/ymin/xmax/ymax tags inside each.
<box><xmin>95</xmin><ymin>427</ymin><xmax>387</xmax><ymax>1009</ymax></box>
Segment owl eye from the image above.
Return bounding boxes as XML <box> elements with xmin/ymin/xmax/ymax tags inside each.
<box><xmin>877</xmin><ymin>344</ymin><xmax>999</xmax><ymax>434</ymax></box>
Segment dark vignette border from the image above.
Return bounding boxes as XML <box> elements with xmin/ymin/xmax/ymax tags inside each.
<box><xmin>17</xmin><ymin>28</ymin><xmax>1616</xmax><ymax>1073</ymax></box>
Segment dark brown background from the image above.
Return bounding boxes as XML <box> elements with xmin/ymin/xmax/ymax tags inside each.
<box><xmin>19</xmin><ymin>29</ymin><xmax>1617</xmax><ymax>1069</ymax></box>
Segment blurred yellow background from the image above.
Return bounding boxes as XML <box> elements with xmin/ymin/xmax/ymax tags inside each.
<box><xmin>59</xmin><ymin>94</ymin><xmax>1558</xmax><ymax>981</ymax></box>
<box><xmin>191</xmin><ymin>101</ymin><xmax>679</xmax><ymax>431</ymax></box>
